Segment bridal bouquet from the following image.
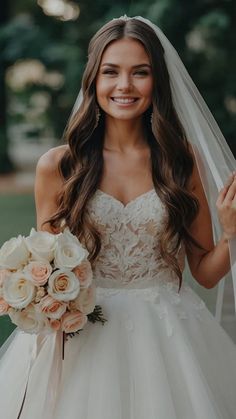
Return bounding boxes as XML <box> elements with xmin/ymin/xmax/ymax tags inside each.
<box><xmin>0</xmin><ymin>228</ymin><xmax>106</xmax><ymax>338</ymax></box>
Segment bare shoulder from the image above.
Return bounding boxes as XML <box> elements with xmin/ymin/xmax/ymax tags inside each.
<box><xmin>36</xmin><ymin>144</ymin><xmax>69</xmax><ymax>179</ymax></box>
<box><xmin>35</xmin><ymin>145</ymin><xmax>69</xmax><ymax>230</ymax></box>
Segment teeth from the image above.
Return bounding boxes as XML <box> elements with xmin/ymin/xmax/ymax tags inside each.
<box><xmin>112</xmin><ymin>98</ymin><xmax>136</xmax><ymax>104</ymax></box>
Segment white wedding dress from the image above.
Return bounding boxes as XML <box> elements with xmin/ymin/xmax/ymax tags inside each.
<box><xmin>1</xmin><ymin>188</ymin><xmax>236</xmax><ymax>419</ymax></box>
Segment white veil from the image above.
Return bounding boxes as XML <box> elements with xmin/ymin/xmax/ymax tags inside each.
<box><xmin>135</xmin><ymin>16</ymin><xmax>236</xmax><ymax>323</ymax></box>
<box><xmin>71</xmin><ymin>15</ymin><xmax>236</xmax><ymax>323</ymax></box>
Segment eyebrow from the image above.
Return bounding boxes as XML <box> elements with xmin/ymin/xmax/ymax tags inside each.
<box><xmin>101</xmin><ymin>63</ymin><xmax>151</xmax><ymax>69</ymax></box>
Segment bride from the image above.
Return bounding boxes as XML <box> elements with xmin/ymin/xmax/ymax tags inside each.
<box><xmin>1</xmin><ymin>15</ymin><xmax>236</xmax><ymax>419</ymax></box>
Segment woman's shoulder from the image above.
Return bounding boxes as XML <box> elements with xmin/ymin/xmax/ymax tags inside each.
<box><xmin>36</xmin><ymin>144</ymin><xmax>69</xmax><ymax>176</ymax></box>
<box><xmin>35</xmin><ymin>144</ymin><xmax>69</xmax><ymax>194</ymax></box>
<box><xmin>35</xmin><ymin>145</ymin><xmax>69</xmax><ymax>230</ymax></box>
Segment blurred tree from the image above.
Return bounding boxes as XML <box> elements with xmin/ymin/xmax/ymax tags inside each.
<box><xmin>0</xmin><ymin>1</ymin><xmax>14</xmax><ymax>173</ymax></box>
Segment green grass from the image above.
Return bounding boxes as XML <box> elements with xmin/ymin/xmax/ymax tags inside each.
<box><xmin>0</xmin><ymin>194</ymin><xmax>35</xmax><ymax>246</ymax></box>
<box><xmin>0</xmin><ymin>193</ymin><xmax>35</xmax><ymax>347</ymax></box>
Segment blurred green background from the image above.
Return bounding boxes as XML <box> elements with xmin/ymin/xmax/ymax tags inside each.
<box><xmin>0</xmin><ymin>0</ymin><xmax>235</xmax><ymax>346</ymax></box>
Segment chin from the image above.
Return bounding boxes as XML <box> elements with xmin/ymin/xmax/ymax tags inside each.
<box><xmin>112</xmin><ymin>116</ymin><xmax>140</xmax><ymax>122</ymax></box>
<box><xmin>106</xmin><ymin>111</ymin><xmax>143</xmax><ymax>121</ymax></box>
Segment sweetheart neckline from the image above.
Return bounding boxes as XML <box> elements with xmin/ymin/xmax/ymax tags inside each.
<box><xmin>95</xmin><ymin>188</ymin><xmax>156</xmax><ymax>208</ymax></box>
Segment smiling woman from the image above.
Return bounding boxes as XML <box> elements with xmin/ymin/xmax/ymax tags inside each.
<box><xmin>1</xmin><ymin>15</ymin><xmax>236</xmax><ymax>419</ymax></box>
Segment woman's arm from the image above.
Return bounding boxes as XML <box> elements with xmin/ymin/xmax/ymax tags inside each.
<box><xmin>34</xmin><ymin>145</ymin><xmax>67</xmax><ymax>232</ymax></box>
<box><xmin>186</xmin><ymin>160</ymin><xmax>236</xmax><ymax>289</ymax></box>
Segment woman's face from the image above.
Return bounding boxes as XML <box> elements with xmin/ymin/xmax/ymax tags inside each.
<box><xmin>96</xmin><ymin>37</ymin><xmax>153</xmax><ymax>121</ymax></box>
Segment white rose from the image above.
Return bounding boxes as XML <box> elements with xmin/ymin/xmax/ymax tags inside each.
<box><xmin>0</xmin><ymin>236</ymin><xmax>30</xmax><ymax>269</ymax></box>
<box><xmin>9</xmin><ymin>304</ymin><xmax>51</xmax><ymax>334</ymax></box>
<box><xmin>54</xmin><ymin>229</ymin><xmax>89</xmax><ymax>270</ymax></box>
<box><xmin>3</xmin><ymin>271</ymin><xmax>36</xmax><ymax>309</ymax></box>
<box><xmin>0</xmin><ymin>269</ymin><xmax>11</xmax><ymax>286</ymax></box>
<box><xmin>0</xmin><ymin>270</ymin><xmax>11</xmax><ymax>297</ymax></box>
<box><xmin>74</xmin><ymin>284</ymin><xmax>96</xmax><ymax>314</ymax></box>
<box><xmin>48</xmin><ymin>269</ymin><xmax>80</xmax><ymax>302</ymax></box>
<box><xmin>25</xmin><ymin>228</ymin><xmax>57</xmax><ymax>262</ymax></box>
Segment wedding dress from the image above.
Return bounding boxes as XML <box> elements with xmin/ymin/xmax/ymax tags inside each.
<box><xmin>1</xmin><ymin>188</ymin><xmax>236</xmax><ymax>419</ymax></box>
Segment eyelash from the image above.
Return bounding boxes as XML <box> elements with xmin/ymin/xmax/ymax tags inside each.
<box><xmin>102</xmin><ymin>70</ymin><xmax>149</xmax><ymax>76</ymax></box>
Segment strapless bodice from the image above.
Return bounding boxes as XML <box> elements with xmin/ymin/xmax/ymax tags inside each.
<box><xmin>87</xmin><ymin>189</ymin><xmax>185</xmax><ymax>289</ymax></box>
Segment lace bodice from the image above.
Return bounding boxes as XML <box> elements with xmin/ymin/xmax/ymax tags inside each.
<box><xmin>87</xmin><ymin>188</ymin><xmax>185</xmax><ymax>289</ymax></box>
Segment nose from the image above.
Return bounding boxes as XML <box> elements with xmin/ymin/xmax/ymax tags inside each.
<box><xmin>117</xmin><ymin>73</ymin><xmax>132</xmax><ymax>91</ymax></box>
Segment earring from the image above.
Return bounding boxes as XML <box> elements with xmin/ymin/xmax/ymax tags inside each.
<box><xmin>150</xmin><ymin>112</ymin><xmax>153</xmax><ymax>125</ymax></box>
<box><xmin>95</xmin><ymin>105</ymin><xmax>101</xmax><ymax>127</ymax></box>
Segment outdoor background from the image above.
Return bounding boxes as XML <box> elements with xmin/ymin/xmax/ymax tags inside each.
<box><xmin>0</xmin><ymin>0</ymin><xmax>236</xmax><ymax>346</ymax></box>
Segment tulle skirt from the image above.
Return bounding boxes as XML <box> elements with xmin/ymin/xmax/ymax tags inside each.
<box><xmin>1</xmin><ymin>281</ymin><xmax>236</xmax><ymax>419</ymax></box>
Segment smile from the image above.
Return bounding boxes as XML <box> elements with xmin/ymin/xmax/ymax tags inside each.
<box><xmin>111</xmin><ymin>97</ymin><xmax>138</xmax><ymax>104</ymax></box>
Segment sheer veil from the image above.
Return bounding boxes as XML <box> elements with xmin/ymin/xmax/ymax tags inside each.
<box><xmin>136</xmin><ymin>16</ymin><xmax>236</xmax><ymax>323</ymax></box>
<box><xmin>71</xmin><ymin>15</ymin><xmax>236</xmax><ymax>324</ymax></box>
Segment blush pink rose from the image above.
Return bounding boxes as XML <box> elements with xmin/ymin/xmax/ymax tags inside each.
<box><xmin>0</xmin><ymin>298</ymin><xmax>10</xmax><ymax>315</ymax></box>
<box><xmin>49</xmin><ymin>318</ymin><xmax>61</xmax><ymax>331</ymax></box>
<box><xmin>73</xmin><ymin>261</ymin><xmax>93</xmax><ymax>288</ymax></box>
<box><xmin>74</xmin><ymin>285</ymin><xmax>96</xmax><ymax>314</ymax></box>
<box><xmin>48</xmin><ymin>269</ymin><xmax>80</xmax><ymax>301</ymax></box>
<box><xmin>0</xmin><ymin>298</ymin><xmax>10</xmax><ymax>316</ymax></box>
<box><xmin>25</xmin><ymin>261</ymin><xmax>52</xmax><ymax>286</ymax></box>
<box><xmin>40</xmin><ymin>295</ymin><xmax>67</xmax><ymax>319</ymax></box>
<box><xmin>61</xmin><ymin>311</ymin><xmax>87</xmax><ymax>333</ymax></box>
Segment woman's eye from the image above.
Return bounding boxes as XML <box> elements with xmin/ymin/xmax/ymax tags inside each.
<box><xmin>102</xmin><ymin>70</ymin><xmax>117</xmax><ymax>75</ymax></box>
<box><xmin>134</xmin><ymin>71</ymin><xmax>149</xmax><ymax>76</ymax></box>
<box><xmin>101</xmin><ymin>70</ymin><xmax>149</xmax><ymax>75</ymax></box>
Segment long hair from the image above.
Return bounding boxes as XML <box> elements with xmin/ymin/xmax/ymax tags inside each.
<box><xmin>48</xmin><ymin>18</ymin><xmax>201</xmax><ymax>291</ymax></box>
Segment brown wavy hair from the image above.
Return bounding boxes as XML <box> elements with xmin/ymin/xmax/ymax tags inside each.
<box><xmin>48</xmin><ymin>18</ymin><xmax>201</xmax><ymax>291</ymax></box>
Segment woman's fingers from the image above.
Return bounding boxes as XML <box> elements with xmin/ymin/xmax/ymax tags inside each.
<box><xmin>216</xmin><ymin>173</ymin><xmax>235</xmax><ymax>206</ymax></box>
<box><xmin>217</xmin><ymin>173</ymin><xmax>236</xmax><ymax>201</ymax></box>
<box><xmin>224</xmin><ymin>176</ymin><xmax>236</xmax><ymax>203</ymax></box>
<box><xmin>216</xmin><ymin>174</ymin><xmax>236</xmax><ymax>240</ymax></box>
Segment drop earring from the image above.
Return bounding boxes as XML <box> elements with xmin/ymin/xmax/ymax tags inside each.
<box><xmin>150</xmin><ymin>112</ymin><xmax>153</xmax><ymax>125</ymax></box>
<box><xmin>95</xmin><ymin>105</ymin><xmax>101</xmax><ymax>127</ymax></box>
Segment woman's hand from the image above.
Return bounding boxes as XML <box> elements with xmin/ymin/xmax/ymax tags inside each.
<box><xmin>216</xmin><ymin>172</ymin><xmax>236</xmax><ymax>240</ymax></box>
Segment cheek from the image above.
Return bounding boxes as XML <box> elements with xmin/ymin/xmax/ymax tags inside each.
<box><xmin>140</xmin><ymin>79</ymin><xmax>153</xmax><ymax>99</ymax></box>
<box><xmin>96</xmin><ymin>77</ymin><xmax>112</xmax><ymax>99</ymax></box>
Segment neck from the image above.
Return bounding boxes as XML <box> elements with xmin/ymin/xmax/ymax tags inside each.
<box><xmin>103</xmin><ymin>116</ymin><xmax>148</xmax><ymax>152</ymax></box>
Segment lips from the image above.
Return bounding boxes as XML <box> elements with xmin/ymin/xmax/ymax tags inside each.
<box><xmin>111</xmin><ymin>97</ymin><xmax>138</xmax><ymax>104</ymax></box>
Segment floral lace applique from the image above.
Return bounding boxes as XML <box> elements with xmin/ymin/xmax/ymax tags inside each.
<box><xmin>87</xmin><ymin>188</ymin><xmax>206</xmax><ymax>337</ymax></box>
<box><xmin>87</xmin><ymin>189</ymin><xmax>183</xmax><ymax>288</ymax></box>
